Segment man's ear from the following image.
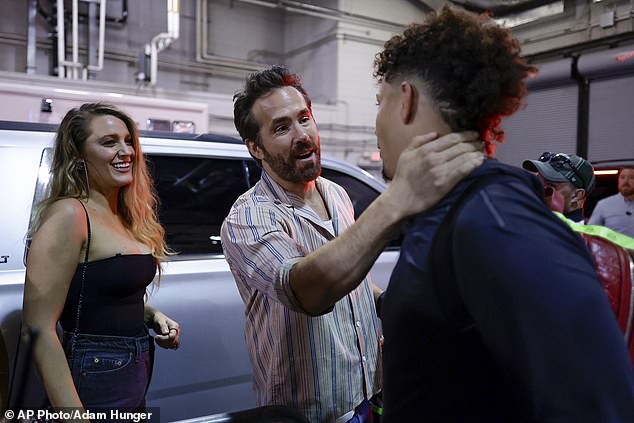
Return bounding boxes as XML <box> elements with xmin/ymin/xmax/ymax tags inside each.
<box><xmin>570</xmin><ymin>188</ymin><xmax>586</xmax><ymax>210</ymax></box>
<box><xmin>246</xmin><ymin>139</ymin><xmax>264</xmax><ymax>161</ymax></box>
<box><xmin>400</xmin><ymin>81</ymin><xmax>418</xmax><ymax>125</ymax></box>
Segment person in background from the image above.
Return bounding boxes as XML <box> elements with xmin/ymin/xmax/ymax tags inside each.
<box><xmin>524</xmin><ymin>153</ymin><xmax>634</xmax><ymax>366</ymax></box>
<box><xmin>522</xmin><ymin>152</ymin><xmax>596</xmax><ymax>222</ymax></box>
<box><xmin>589</xmin><ymin>166</ymin><xmax>634</xmax><ymax>237</ymax></box>
<box><xmin>23</xmin><ymin>103</ymin><xmax>180</xmax><ymax>418</ymax></box>
<box><xmin>221</xmin><ymin>65</ymin><xmax>483</xmax><ymax>423</ymax></box>
<box><xmin>372</xmin><ymin>7</ymin><xmax>634</xmax><ymax>421</ymax></box>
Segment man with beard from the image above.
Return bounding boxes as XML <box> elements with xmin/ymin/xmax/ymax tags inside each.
<box><xmin>220</xmin><ymin>65</ymin><xmax>483</xmax><ymax>422</ymax></box>
<box><xmin>589</xmin><ymin>167</ymin><xmax>634</xmax><ymax>237</ymax></box>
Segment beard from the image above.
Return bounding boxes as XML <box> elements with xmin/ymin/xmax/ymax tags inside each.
<box><xmin>620</xmin><ymin>185</ymin><xmax>634</xmax><ymax>197</ymax></box>
<box><xmin>262</xmin><ymin>140</ymin><xmax>322</xmax><ymax>183</ymax></box>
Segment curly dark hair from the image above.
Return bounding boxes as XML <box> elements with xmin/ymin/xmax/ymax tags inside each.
<box><xmin>373</xmin><ymin>6</ymin><xmax>537</xmax><ymax>155</ymax></box>
<box><xmin>233</xmin><ymin>65</ymin><xmax>312</xmax><ymax>166</ymax></box>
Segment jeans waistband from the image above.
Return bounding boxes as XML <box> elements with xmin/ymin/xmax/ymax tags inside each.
<box><xmin>63</xmin><ymin>331</ymin><xmax>152</xmax><ymax>359</ymax></box>
<box><xmin>335</xmin><ymin>410</ymin><xmax>355</xmax><ymax>423</ymax></box>
<box><xmin>335</xmin><ymin>399</ymin><xmax>374</xmax><ymax>423</ymax></box>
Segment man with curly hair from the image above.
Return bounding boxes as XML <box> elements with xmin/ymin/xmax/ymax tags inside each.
<box><xmin>373</xmin><ymin>7</ymin><xmax>634</xmax><ymax>421</ymax></box>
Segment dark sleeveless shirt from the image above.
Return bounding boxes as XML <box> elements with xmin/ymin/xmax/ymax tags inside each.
<box><xmin>59</xmin><ymin>202</ymin><xmax>157</xmax><ymax>337</ymax></box>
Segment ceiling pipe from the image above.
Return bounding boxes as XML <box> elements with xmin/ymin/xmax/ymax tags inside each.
<box><xmin>84</xmin><ymin>0</ymin><xmax>106</xmax><ymax>80</ymax></box>
<box><xmin>71</xmin><ymin>0</ymin><xmax>78</xmax><ymax>79</ymax></box>
<box><xmin>86</xmin><ymin>0</ymin><xmax>106</xmax><ymax>73</ymax></box>
<box><xmin>145</xmin><ymin>0</ymin><xmax>180</xmax><ymax>85</ymax></box>
<box><xmin>235</xmin><ymin>0</ymin><xmax>405</xmax><ymax>33</ymax></box>
<box><xmin>194</xmin><ymin>0</ymin><xmax>404</xmax><ymax>75</ymax></box>
<box><xmin>56</xmin><ymin>0</ymin><xmax>79</xmax><ymax>78</ymax></box>
<box><xmin>195</xmin><ymin>0</ymin><xmax>264</xmax><ymax>74</ymax></box>
<box><xmin>56</xmin><ymin>0</ymin><xmax>107</xmax><ymax>80</ymax></box>
<box><xmin>26</xmin><ymin>0</ymin><xmax>37</xmax><ymax>74</ymax></box>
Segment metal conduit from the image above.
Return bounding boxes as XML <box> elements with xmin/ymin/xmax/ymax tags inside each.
<box><xmin>194</xmin><ymin>0</ymin><xmax>405</xmax><ymax>74</ymax></box>
<box><xmin>235</xmin><ymin>0</ymin><xmax>405</xmax><ymax>33</ymax></box>
<box><xmin>56</xmin><ymin>0</ymin><xmax>106</xmax><ymax>80</ymax></box>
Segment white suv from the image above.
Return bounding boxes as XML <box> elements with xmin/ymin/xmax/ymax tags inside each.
<box><xmin>0</xmin><ymin>121</ymin><xmax>399</xmax><ymax>421</ymax></box>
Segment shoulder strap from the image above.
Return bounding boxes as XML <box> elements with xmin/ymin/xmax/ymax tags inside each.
<box><xmin>430</xmin><ymin>173</ymin><xmax>531</xmax><ymax>331</ymax></box>
<box><xmin>70</xmin><ymin>199</ymin><xmax>91</xmax><ymax>351</ymax></box>
<box><xmin>76</xmin><ymin>199</ymin><xmax>91</xmax><ymax>263</ymax></box>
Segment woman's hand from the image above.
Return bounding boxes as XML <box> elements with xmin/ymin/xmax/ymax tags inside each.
<box><xmin>145</xmin><ymin>305</ymin><xmax>180</xmax><ymax>350</ymax></box>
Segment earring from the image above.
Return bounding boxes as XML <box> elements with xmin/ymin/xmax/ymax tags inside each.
<box><xmin>76</xmin><ymin>160</ymin><xmax>90</xmax><ymax>196</ymax></box>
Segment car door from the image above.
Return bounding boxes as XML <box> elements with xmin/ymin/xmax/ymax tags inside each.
<box><xmin>139</xmin><ymin>139</ymin><xmax>257</xmax><ymax>421</ymax></box>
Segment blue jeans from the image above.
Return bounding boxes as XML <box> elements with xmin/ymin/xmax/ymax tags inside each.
<box><xmin>346</xmin><ymin>394</ymin><xmax>382</xmax><ymax>423</ymax></box>
<box><xmin>63</xmin><ymin>331</ymin><xmax>154</xmax><ymax>420</ymax></box>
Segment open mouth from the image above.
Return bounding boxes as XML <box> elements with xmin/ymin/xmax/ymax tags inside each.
<box><xmin>295</xmin><ymin>149</ymin><xmax>316</xmax><ymax>160</ymax></box>
<box><xmin>112</xmin><ymin>162</ymin><xmax>131</xmax><ymax>171</ymax></box>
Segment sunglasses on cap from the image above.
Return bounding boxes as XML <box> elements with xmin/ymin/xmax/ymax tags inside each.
<box><xmin>539</xmin><ymin>151</ymin><xmax>587</xmax><ymax>190</ymax></box>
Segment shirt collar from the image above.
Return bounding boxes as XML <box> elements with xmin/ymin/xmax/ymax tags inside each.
<box><xmin>259</xmin><ymin>170</ymin><xmax>337</xmax><ymax>236</ymax></box>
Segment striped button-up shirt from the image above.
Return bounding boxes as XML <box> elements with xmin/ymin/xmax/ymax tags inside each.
<box><xmin>221</xmin><ymin>171</ymin><xmax>382</xmax><ymax>423</ymax></box>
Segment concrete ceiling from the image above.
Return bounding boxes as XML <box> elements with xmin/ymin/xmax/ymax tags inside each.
<box><xmin>410</xmin><ymin>0</ymin><xmax>562</xmax><ymax>16</ymax></box>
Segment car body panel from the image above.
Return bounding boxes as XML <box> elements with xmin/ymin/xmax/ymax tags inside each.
<box><xmin>0</xmin><ymin>122</ymin><xmax>397</xmax><ymax>420</ymax></box>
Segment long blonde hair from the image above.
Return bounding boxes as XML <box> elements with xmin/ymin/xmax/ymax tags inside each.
<box><xmin>31</xmin><ymin>103</ymin><xmax>168</xmax><ymax>284</ymax></box>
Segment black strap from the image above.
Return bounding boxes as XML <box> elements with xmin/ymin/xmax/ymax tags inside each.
<box><xmin>430</xmin><ymin>174</ymin><xmax>531</xmax><ymax>332</ymax></box>
<box><xmin>8</xmin><ymin>199</ymin><xmax>93</xmax><ymax>409</ymax></box>
<box><xmin>76</xmin><ymin>199</ymin><xmax>91</xmax><ymax>263</ymax></box>
<box><xmin>70</xmin><ymin>199</ymin><xmax>91</xmax><ymax>353</ymax></box>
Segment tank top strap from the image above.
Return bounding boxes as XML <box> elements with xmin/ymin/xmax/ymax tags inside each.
<box><xmin>76</xmin><ymin>199</ymin><xmax>91</xmax><ymax>263</ymax></box>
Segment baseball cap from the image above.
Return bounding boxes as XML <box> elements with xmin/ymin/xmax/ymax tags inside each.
<box><xmin>522</xmin><ymin>152</ymin><xmax>596</xmax><ymax>194</ymax></box>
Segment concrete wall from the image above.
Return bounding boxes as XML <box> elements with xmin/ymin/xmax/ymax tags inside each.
<box><xmin>0</xmin><ymin>0</ymin><xmax>633</xmax><ymax>172</ymax></box>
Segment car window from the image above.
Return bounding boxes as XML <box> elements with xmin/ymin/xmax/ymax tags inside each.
<box><xmin>320</xmin><ymin>168</ymin><xmax>378</xmax><ymax>219</ymax></box>
<box><xmin>24</xmin><ymin>148</ymin><xmax>54</xmax><ymax>265</ymax></box>
<box><xmin>245</xmin><ymin>160</ymin><xmax>262</xmax><ymax>187</ymax></box>
<box><xmin>148</xmin><ymin>155</ymin><xmax>252</xmax><ymax>258</ymax></box>
<box><xmin>319</xmin><ymin>168</ymin><xmax>402</xmax><ymax>249</ymax></box>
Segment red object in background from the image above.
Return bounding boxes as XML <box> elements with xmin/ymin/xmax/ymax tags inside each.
<box><xmin>544</xmin><ymin>178</ymin><xmax>634</xmax><ymax>365</ymax></box>
<box><xmin>580</xmin><ymin>234</ymin><xmax>634</xmax><ymax>366</ymax></box>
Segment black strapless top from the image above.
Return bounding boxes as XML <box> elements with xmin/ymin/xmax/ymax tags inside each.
<box><xmin>58</xmin><ymin>201</ymin><xmax>157</xmax><ymax>336</ymax></box>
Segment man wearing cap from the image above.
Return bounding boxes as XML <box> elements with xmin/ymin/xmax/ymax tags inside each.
<box><xmin>522</xmin><ymin>152</ymin><xmax>596</xmax><ymax>223</ymax></box>
<box><xmin>589</xmin><ymin>167</ymin><xmax>634</xmax><ymax>238</ymax></box>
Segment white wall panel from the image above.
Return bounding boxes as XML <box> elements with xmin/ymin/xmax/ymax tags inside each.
<box><xmin>587</xmin><ymin>76</ymin><xmax>634</xmax><ymax>162</ymax></box>
<box><xmin>497</xmin><ymin>85</ymin><xmax>579</xmax><ymax>166</ymax></box>
<box><xmin>336</xmin><ymin>39</ymin><xmax>382</xmax><ymax>127</ymax></box>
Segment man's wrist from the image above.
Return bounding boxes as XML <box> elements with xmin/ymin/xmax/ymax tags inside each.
<box><xmin>144</xmin><ymin>305</ymin><xmax>156</xmax><ymax>324</ymax></box>
<box><xmin>375</xmin><ymin>188</ymin><xmax>407</xmax><ymax>225</ymax></box>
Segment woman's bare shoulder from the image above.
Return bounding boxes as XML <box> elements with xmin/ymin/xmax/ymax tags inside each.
<box><xmin>39</xmin><ymin>198</ymin><xmax>88</xmax><ymax>235</ymax></box>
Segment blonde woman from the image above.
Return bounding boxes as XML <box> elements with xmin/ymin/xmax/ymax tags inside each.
<box><xmin>23</xmin><ymin>103</ymin><xmax>180</xmax><ymax>416</ymax></box>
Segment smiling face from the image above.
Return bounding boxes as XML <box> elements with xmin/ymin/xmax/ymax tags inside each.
<box><xmin>249</xmin><ymin>86</ymin><xmax>321</xmax><ymax>186</ymax></box>
<box><xmin>82</xmin><ymin>114</ymin><xmax>135</xmax><ymax>194</ymax></box>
